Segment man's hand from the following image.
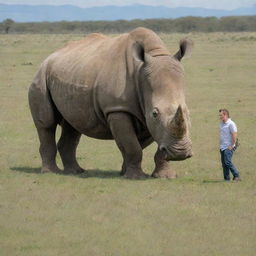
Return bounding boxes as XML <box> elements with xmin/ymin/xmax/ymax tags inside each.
<box><xmin>228</xmin><ymin>132</ymin><xmax>238</xmax><ymax>150</ymax></box>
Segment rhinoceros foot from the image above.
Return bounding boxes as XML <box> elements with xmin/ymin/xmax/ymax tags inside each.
<box><xmin>124</xmin><ymin>169</ymin><xmax>149</xmax><ymax>179</ymax></box>
<box><xmin>63</xmin><ymin>167</ymin><xmax>87</xmax><ymax>175</ymax></box>
<box><xmin>41</xmin><ymin>165</ymin><xmax>62</xmax><ymax>174</ymax></box>
<box><xmin>153</xmin><ymin>148</ymin><xmax>177</xmax><ymax>179</ymax></box>
<box><xmin>152</xmin><ymin>168</ymin><xmax>177</xmax><ymax>179</ymax></box>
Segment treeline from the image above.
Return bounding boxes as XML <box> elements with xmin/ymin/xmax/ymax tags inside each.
<box><xmin>1</xmin><ymin>16</ymin><xmax>256</xmax><ymax>34</ymax></box>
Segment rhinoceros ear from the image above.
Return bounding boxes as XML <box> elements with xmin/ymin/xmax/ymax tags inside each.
<box><xmin>133</xmin><ymin>42</ymin><xmax>154</xmax><ymax>65</ymax></box>
<box><xmin>173</xmin><ymin>38</ymin><xmax>194</xmax><ymax>61</ymax></box>
<box><xmin>133</xmin><ymin>42</ymin><xmax>145</xmax><ymax>63</ymax></box>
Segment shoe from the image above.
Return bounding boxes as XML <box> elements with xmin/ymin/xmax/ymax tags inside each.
<box><xmin>233</xmin><ymin>177</ymin><xmax>241</xmax><ymax>182</ymax></box>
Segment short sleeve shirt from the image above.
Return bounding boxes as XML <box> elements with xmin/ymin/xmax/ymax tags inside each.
<box><xmin>219</xmin><ymin>119</ymin><xmax>237</xmax><ymax>151</ymax></box>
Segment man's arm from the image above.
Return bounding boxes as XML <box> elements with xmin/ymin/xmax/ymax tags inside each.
<box><xmin>228</xmin><ymin>132</ymin><xmax>237</xmax><ymax>150</ymax></box>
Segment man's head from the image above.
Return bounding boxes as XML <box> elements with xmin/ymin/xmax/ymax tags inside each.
<box><xmin>219</xmin><ymin>109</ymin><xmax>229</xmax><ymax>122</ymax></box>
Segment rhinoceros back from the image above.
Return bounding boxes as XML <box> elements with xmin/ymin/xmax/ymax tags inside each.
<box><xmin>42</xmin><ymin>33</ymin><xmax>119</xmax><ymax>138</ymax></box>
<box><xmin>33</xmin><ymin>28</ymin><xmax>170</xmax><ymax>139</ymax></box>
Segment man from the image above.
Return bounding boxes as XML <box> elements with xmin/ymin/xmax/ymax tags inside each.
<box><xmin>219</xmin><ymin>109</ymin><xmax>241</xmax><ymax>181</ymax></box>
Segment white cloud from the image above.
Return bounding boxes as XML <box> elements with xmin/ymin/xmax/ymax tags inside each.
<box><xmin>1</xmin><ymin>0</ymin><xmax>256</xmax><ymax>10</ymax></box>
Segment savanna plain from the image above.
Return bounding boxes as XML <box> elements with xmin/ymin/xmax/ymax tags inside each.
<box><xmin>0</xmin><ymin>32</ymin><xmax>256</xmax><ymax>256</ymax></box>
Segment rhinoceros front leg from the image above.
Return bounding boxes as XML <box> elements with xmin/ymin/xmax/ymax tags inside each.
<box><xmin>57</xmin><ymin>120</ymin><xmax>86</xmax><ymax>174</ymax></box>
<box><xmin>120</xmin><ymin>136</ymin><xmax>153</xmax><ymax>176</ymax></box>
<box><xmin>108</xmin><ymin>112</ymin><xmax>147</xmax><ymax>179</ymax></box>
<box><xmin>152</xmin><ymin>148</ymin><xmax>177</xmax><ymax>179</ymax></box>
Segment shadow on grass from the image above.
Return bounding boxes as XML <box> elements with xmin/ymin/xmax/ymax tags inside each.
<box><xmin>80</xmin><ymin>169</ymin><xmax>121</xmax><ymax>179</ymax></box>
<box><xmin>10</xmin><ymin>166</ymin><xmax>41</xmax><ymax>174</ymax></box>
<box><xmin>10</xmin><ymin>166</ymin><xmax>122</xmax><ymax>179</ymax></box>
<box><xmin>202</xmin><ymin>179</ymin><xmax>227</xmax><ymax>184</ymax></box>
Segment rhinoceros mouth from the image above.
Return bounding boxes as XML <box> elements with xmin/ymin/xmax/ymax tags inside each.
<box><xmin>159</xmin><ymin>144</ymin><xmax>192</xmax><ymax>161</ymax></box>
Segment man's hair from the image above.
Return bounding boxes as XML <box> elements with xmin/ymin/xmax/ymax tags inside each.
<box><xmin>219</xmin><ymin>108</ymin><xmax>229</xmax><ymax>117</ymax></box>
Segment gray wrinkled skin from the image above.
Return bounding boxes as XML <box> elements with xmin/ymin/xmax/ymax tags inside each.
<box><xmin>28</xmin><ymin>27</ymin><xmax>193</xmax><ymax>179</ymax></box>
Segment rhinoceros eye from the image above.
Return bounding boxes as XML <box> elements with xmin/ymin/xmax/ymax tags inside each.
<box><xmin>152</xmin><ymin>108</ymin><xmax>159</xmax><ymax>118</ymax></box>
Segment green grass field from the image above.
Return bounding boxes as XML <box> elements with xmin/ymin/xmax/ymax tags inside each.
<box><xmin>0</xmin><ymin>32</ymin><xmax>256</xmax><ymax>256</ymax></box>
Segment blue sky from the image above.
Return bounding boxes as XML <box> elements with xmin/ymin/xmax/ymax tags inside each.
<box><xmin>0</xmin><ymin>0</ymin><xmax>255</xmax><ymax>10</ymax></box>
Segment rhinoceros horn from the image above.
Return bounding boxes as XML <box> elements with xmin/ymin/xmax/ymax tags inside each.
<box><xmin>170</xmin><ymin>105</ymin><xmax>186</xmax><ymax>138</ymax></box>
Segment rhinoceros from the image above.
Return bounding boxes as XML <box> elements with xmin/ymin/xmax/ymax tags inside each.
<box><xmin>28</xmin><ymin>27</ymin><xmax>193</xmax><ymax>179</ymax></box>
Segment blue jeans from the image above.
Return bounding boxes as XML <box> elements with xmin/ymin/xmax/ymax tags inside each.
<box><xmin>220</xmin><ymin>149</ymin><xmax>240</xmax><ymax>180</ymax></box>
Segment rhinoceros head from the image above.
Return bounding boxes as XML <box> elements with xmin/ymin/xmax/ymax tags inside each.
<box><xmin>136</xmin><ymin>38</ymin><xmax>193</xmax><ymax>161</ymax></box>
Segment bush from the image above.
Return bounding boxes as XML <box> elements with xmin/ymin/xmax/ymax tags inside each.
<box><xmin>1</xmin><ymin>16</ymin><xmax>255</xmax><ymax>34</ymax></box>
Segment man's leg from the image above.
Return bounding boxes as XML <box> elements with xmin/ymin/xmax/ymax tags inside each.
<box><xmin>223</xmin><ymin>149</ymin><xmax>240</xmax><ymax>179</ymax></box>
<box><xmin>220</xmin><ymin>150</ymin><xmax>230</xmax><ymax>180</ymax></box>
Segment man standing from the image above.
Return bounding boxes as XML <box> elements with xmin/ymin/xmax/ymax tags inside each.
<box><xmin>219</xmin><ymin>109</ymin><xmax>241</xmax><ymax>181</ymax></box>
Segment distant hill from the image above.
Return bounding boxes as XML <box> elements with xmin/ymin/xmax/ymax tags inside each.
<box><xmin>0</xmin><ymin>4</ymin><xmax>255</xmax><ymax>22</ymax></box>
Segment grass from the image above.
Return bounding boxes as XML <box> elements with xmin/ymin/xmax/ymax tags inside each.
<box><xmin>0</xmin><ymin>32</ymin><xmax>256</xmax><ymax>256</ymax></box>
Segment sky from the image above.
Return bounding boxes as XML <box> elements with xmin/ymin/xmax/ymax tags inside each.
<box><xmin>0</xmin><ymin>0</ymin><xmax>255</xmax><ymax>10</ymax></box>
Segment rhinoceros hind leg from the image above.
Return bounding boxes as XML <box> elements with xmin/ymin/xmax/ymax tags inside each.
<box><xmin>29</xmin><ymin>79</ymin><xmax>61</xmax><ymax>174</ymax></box>
<box><xmin>108</xmin><ymin>112</ymin><xmax>147</xmax><ymax>179</ymax></box>
<box><xmin>152</xmin><ymin>148</ymin><xmax>177</xmax><ymax>179</ymax></box>
<box><xmin>36</xmin><ymin>125</ymin><xmax>61</xmax><ymax>174</ymax></box>
<box><xmin>120</xmin><ymin>160</ymin><xmax>126</xmax><ymax>176</ymax></box>
<box><xmin>57</xmin><ymin>120</ymin><xmax>85</xmax><ymax>174</ymax></box>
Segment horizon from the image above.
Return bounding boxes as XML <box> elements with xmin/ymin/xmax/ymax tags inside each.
<box><xmin>1</xmin><ymin>1</ymin><xmax>255</xmax><ymax>23</ymax></box>
<box><xmin>0</xmin><ymin>0</ymin><xmax>255</xmax><ymax>10</ymax></box>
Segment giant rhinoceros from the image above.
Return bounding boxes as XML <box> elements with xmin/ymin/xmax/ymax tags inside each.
<box><xmin>28</xmin><ymin>27</ymin><xmax>193</xmax><ymax>179</ymax></box>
